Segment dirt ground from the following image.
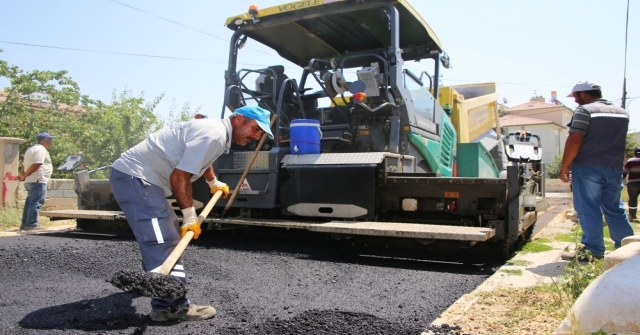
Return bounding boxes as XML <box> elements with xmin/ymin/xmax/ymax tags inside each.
<box><xmin>0</xmin><ymin>219</ymin><xmax>77</xmax><ymax>236</ymax></box>
<box><xmin>427</xmin><ymin>206</ymin><xmax>577</xmax><ymax>335</ymax></box>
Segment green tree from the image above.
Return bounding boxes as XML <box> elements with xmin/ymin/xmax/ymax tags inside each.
<box><xmin>0</xmin><ymin>52</ymin><xmax>178</xmax><ymax>179</ymax></box>
<box><xmin>162</xmin><ymin>99</ymin><xmax>202</xmax><ymax>126</ymax></box>
<box><xmin>1</xmin><ymin>50</ymin><xmax>84</xmax><ymax>178</ymax></box>
<box><xmin>74</xmin><ymin>90</ymin><xmax>164</xmax><ymax>176</ymax></box>
<box><xmin>625</xmin><ymin>133</ymin><xmax>639</xmax><ymax>159</ymax></box>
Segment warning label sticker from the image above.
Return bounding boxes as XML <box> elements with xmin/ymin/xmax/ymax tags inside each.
<box><xmin>240</xmin><ymin>178</ymin><xmax>252</xmax><ymax>191</ymax></box>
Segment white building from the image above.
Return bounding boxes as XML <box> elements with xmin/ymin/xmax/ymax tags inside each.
<box><xmin>499</xmin><ymin>93</ymin><xmax>574</xmax><ymax>166</ymax></box>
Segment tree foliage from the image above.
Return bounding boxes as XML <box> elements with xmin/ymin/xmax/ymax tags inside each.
<box><xmin>66</xmin><ymin>90</ymin><xmax>164</xmax><ymax>177</ymax></box>
<box><xmin>546</xmin><ymin>154</ymin><xmax>562</xmax><ymax>179</ymax></box>
<box><xmin>0</xmin><ymin>51</ymin><xmax>199</xmax><ymax>179</ymax></box>
<box><xmin>625</xmin><ymin>133</ymin><xmax>639</xmax><ymax>159</ymax></box>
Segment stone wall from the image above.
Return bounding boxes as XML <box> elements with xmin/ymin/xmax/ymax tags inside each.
<box><xmin>544</xmin><ymin>179</ymin><xmax>571</xmax><ymax>193</ymax></box>
<box><xmin>17</xmin><ymin>179</ymin><xmax>78</xmax><ymax>211</ymax></box>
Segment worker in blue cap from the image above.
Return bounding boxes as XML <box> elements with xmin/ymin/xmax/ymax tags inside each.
<box><xmin>108</xmin><ymin>105</ymin><xmax>272</xmax><ymax>322</ymax></box>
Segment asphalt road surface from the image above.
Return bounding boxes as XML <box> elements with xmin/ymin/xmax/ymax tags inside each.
<box><xmin>0</xmin><ymin>228</ymin><xmax>494</xmax><ymax>335</ymax></box>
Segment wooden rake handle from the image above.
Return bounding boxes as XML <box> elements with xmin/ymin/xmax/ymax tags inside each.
<box><xmin>156</xmin><ymin>190</ymin><xmax>224</xmax><ymax>275</ymax></box>
<box><xmin>222</xmin><ymin>113</ymin><xmax>278</xmax><ymax>217</ymax></box>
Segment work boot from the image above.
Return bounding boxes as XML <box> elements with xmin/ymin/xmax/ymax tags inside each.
<box><xmin>150</xmin><ymin>304</ymin><xmax>217</xmax><ymax>322</ymax></box>
<box><xmin>20</xmin><ymin>226</ymin><xmax>44</xmax><ymax>232</ymax></box>
<box><xmin>560</xmin><ymin>246</ymin><xmax>603</xmax><ymax>263</ymax></box>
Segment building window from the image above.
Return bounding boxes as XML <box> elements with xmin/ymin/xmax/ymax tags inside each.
<box><xmin>555</xmin><ymin>130</ymin><xmax>559</xmax><ymax>145</ymax></box>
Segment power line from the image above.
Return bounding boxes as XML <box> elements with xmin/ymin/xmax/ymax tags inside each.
<box><xmin>0</xmin><ymin>40</ymin><xmax>223</xmax><ymax>63</ymax></box>
<box><xmin>109</xmin><ymin>0</ymin><xmax>227</xmax><ymax>42</ymax></box>
<box><xmin>108</xmin><ymin>0</ymin><xmax>278</xmax><ymax>57</ymax></box>
<box><xmin>0</xmin><ymin>40</ymin><xmax>271</xmax><ymax>69</ymax></box>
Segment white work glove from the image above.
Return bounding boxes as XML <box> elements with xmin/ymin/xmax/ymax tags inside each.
<box><xmin>207</xmin><ymin>178</ymin><xmax>229</xmax><ymax>199</ymax></box>
<box><xmin>180</xmin><ymin>207</ymin><xmax>201</xmax><ymax>239</ymax></box>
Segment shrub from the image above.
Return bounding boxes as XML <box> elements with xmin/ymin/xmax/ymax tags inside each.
<box><xmin>546</xmin><ymin>154</ymin><xmax>563</xmax><ymax>178</ymax></box>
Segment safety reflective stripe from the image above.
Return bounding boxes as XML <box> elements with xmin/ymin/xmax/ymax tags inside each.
<box><xmin>151</xmin><ymin>218</ymin><xmax>164</xmax><ymax>244</ymax></box>
<box><xmin>591</xmin><ymin>113</ymin><xmax>629</xmax><ymax>118</ymax></box>
<box><xmin>170</xmin><ymin>264</ymin><xmax>185</xmax><ymax>277</ymax></box>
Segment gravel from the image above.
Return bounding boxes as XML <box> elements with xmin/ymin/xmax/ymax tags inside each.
<box><xmin>0</xmin><ymin>229</ymin><xmax>493</xmax><ymax>334</ymax></box>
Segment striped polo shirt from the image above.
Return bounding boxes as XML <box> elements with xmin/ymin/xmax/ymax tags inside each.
<box><xmin>568</xmin><ymin>99</ymin><xmax>629</xmax><ymax>168</ymax></box>
<box><xmin>624</xmin><ymin>157</ymin><xmax>640</xmax><ymax>183</ymax></box>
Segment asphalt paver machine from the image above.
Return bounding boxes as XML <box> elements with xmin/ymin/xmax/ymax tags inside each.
<box><xmin>42</xmin><ymin>0</ymin><xmax>543</xmax><ymax>261</ymax></box>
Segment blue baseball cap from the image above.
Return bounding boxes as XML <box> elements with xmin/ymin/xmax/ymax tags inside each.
<box><xmin>36</xmin><ymin>132</ymin><xmax>56</xmax><ymax>142</ymax></box>
<box><xmin>233</xmin><ymin>106</ymin><xmax>274</xmax><ymax>139</ymax></box>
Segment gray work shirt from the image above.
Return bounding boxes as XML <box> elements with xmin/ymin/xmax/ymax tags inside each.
<box><xmin>112</xmin><ymin>117</ymin><xmax>232</xmax><ymax>196</ymax></box>
<box><xmin>568</xmin><ymin>99</ymin><xmax>629</xmax><ymax>168</ymax></box>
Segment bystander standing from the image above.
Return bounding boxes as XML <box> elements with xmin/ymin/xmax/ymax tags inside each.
<box><xmin>623</xmin><ymin>147</ymin><xmax>640</xmax><ymax>220</ymax></box>
<box><xmin>559</xmin><ymin>80</ymin><xmax>634</xmax><ymax>261</ymax></box>
<box><xmin>18</xmin><ymin>132</ymin><xmax>56</xmax><ymax>231</ymax></box>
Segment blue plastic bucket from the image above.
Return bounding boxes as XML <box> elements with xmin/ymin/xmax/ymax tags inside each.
<box><xmin>290</xmin><ymin>119</ymin><xmax>322</xmax><ymax>154</ymax></box>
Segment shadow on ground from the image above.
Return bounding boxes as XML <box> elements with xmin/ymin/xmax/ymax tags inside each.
<box><xmin>19</xmin><ymin>292</ymin><xmax>158</xmax><ymax>332</ymax></box>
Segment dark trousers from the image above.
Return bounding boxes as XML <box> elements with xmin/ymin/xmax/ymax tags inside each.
<box><xmin>109</xmin><ymin>168</ymin><xmax>189</xmax><ymax>311</ymax></box>
<box><xmin>627</xmin><ymin>181</ymin><xmax>640</xmax><ymax>218</ymax></box>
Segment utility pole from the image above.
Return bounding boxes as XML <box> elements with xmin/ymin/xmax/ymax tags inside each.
<box><xmin>622</xmin><ymin>0</ymin><xmax>630</xmax><ymax>109</ymax></box>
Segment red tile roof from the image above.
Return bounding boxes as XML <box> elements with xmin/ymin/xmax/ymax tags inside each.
<box><xmin>499</xmin><ymin>113</ymin><xmax>556</xmax><ymax>127</ymax></box>
<box><xmin>506</xmin><ymin>100</ymin><xmax>563</xmax><ymax>112</ymax></box>
<box><xmin>0</xmin><ymin>90</ymin><xmax>85</xmax><ymax>113</ymax></box>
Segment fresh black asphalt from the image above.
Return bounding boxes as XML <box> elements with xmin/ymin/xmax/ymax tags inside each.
<box><xmin>0</xmin><ymin>227</ymin><xmax>494</xmax><ymax>334</ymax></box>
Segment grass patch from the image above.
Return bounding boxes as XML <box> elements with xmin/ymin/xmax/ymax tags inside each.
<box><xmin>554</xmin><ymin>223</ymin><xmax>582</xmax><ymax>242</ymax></box>
<box><xmin>500</xmin><ymin>269</ymin><xmax>523</xmax><ymax>276</ymax></box>
<box><xmin>558</xmin><ymin>252</ymin><xmax>604</xmax><ymax>300</ymax></box>
<box><xmin>554</xmin><ymin>232</ymin><xmax>576</xmax><ymax>242</ymax></box>
<box><xmin>505</xmin><ymin>259</ymin><xmax>532</xmax><ymax>267</ymax></box>
<box><xmin>0</xmin><ymin>207</ymin><xmax>23</xmax><ymax>230</ymax></box>
<box><xmin>519</xmin><ymin>240</ymin><xmax>554</xmax><ymax>253</ymax></box>
<box><xmin>633</xmin><ymin>221</ymin><xmax>640</xmax><ymax>234</ymax></box>
<box><xmin>534</xmin><ymin>237</ymin><xmax>552</xmax><ymax>244</ymax></box>
<box><xmin>604</xmin><ymin>240</ymin><xmax>615</xmax><ymax>251</ymax></box>
<box><xmin>0</xmin><ymin>206</ymin><xmax>72</xmax><ymax>231</ymax></box>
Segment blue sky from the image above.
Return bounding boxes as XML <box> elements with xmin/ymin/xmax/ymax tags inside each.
<box><xmin>1</xmin><ymin>0</ymin><xmax>639</xmax><ymax>130</ymax></box>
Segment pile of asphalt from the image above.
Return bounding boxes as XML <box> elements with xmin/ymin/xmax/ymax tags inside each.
<box><xmin>0</xmin><ymin>230</ymin><xmax>492</xmax><ymax>334</ymax></box>
<box><xmin>109</xmin><ymin>269</ymin><xmax>187</xmax><ymax>300</ymax></box>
